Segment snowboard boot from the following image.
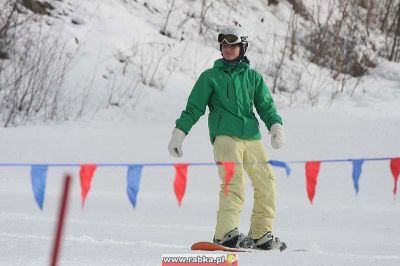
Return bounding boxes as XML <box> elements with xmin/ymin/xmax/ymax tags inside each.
<box><xmin>239</xmin><ymin>231</ymin><xmax>287</xmax><ymax>251</ymax></box>
<box><xmin>253</xmin><ymin>232</ymin><xmax>287</xmax><ymax>251</ymax></box>
<box><xmin>213</xmin><ymin>228</ymin><xmax>240</xmax><ymax>248</ymax></box>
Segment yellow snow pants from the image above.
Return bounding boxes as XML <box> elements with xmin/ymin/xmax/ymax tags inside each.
<box><xmin>213</xmin><ymin>135</ymin><xmax>276</xmax><ymax>240</ymax></box>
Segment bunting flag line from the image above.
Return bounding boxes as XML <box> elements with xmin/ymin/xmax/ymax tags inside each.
<box><xmin>390</xmin><ymin>158</ymin><xmax>400</xmax><ymax>196</ymax></box>
<box><xmin>352</xmin><ymin>160</ymin><xmax>364</xmax><ymax>195</ymax></box>
<box><xmin>305</xmin><ymin>161</ymin><xmax>321</xmax><ymax>204</ymax></box>
<box><xmin>269</xmin><ymin>160</ymin><xmax>291</xmax><ymax>176</ymax></box>
<box><xmin>1</xmin><ymin>156</ymin><xmax>399</xmax><ymax>209</ymax></box>
<box><xmin>127</xmin><ymin>164</ymin><xmax>144</xmax><ymax>208</ymax></box>
<box><xmin>79</xmin><ymin>164</ymin><xmax>97</xmax><ymax>208</ymax></box>
<box><xmin>30</xmin><ymin>165</ymin><xmax>48</xmax><ymax>210</ymax></box>
<box><xmin>220</xmin><ymin>161</ymin><xmax>236</xmax><ymax>197</ymax></box>
<box><xmin>173</xmin><ymin>164</ymin><xmax>189</xmax><ymax>206</ymax></box>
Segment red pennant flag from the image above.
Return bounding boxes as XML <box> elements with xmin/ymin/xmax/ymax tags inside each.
<box><xmin>220</xmin><ymin>161</ymin><xmax>236</xmax><ymax>197</ymax></box>
<box><xmin>80</xmin><ymin>164</ymin><xmax>97</xmax><ymax>208</ymax></box>
<box><xmin>390</xmin><ymin>158</ymin><xmax>400</xmax><ymax>196</ymax></box>
<box><xmin>305</xmin><ymin>161</ymin><xmax>321</xmax><ymax>204</ymax></box>
<box><xmin>173</xmin><ymin>164</ymin><xmax>189</xmax><ymax>206</ymax></box>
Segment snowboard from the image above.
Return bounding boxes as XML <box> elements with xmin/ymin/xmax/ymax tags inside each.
<box><xmin>191</xmin><ymin>241</ymin><xmax>297</xmax><ymax>252</ymax></box>
<box><xmin>191</xmin><ymin>241</ymin><xmax>248</xmax><ymax>252</ymax></box>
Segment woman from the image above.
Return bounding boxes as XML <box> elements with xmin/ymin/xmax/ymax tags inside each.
<box><xmin>168</xmin><ymin>25</ymin><xmax>286</xmax><ymax>250</ymax></box>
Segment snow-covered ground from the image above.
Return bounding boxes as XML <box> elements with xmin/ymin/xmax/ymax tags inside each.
<box><xmin>0</xmin><ymin>83</ymin><xmax>399</xmax><ymax>265</ymax></box>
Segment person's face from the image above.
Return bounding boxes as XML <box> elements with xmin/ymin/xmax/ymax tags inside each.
<box><xmin>221</xmin><ymin>43</ymin><xmax>240</xmax><ymax>60</ymax></box>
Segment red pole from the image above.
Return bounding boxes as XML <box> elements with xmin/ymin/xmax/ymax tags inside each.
<box><xmin>50</xmin><ymin>175</ymin><xmax>71</xmax><ymax>266</ymax></box>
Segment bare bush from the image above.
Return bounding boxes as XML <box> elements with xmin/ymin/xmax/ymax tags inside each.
<box><xmin>129</xmin><ymin>41</ymin><xmax>177</xmax><ymax>90</ymax></box>
<box><xmin>268</xmin><ymin>0</ymin><xmax>279</xmax><ymax>5</ymax></box>
<box><xmin>266</xmin><ymin>11</ymin><xmax>299</xmax><ymax>94</ymax></box>
<box><xmin>302</xmin><ymin>0</ymin><xmax>377</xmax><ymax>77</ymax></box>
<box><xmin>0</xmin><ymin>0</ymin><xmax>72</xmax><ymax>127</ymax></box>
<box><xmin>288</xmin><ymin>10</ymin><xmax>299</xmax><ymax>60</ymax></box>
<box><xmin>160</xmin><ymin>0</ymin><xmax>177</xmax><ymax>37</ymax></box>
<box><xmin>103</xmin><ymin>67</ymin><xmax>141</xmax><ymax>109</ymax></box>
<box><xmin>301</xmin><ymin>0</ymin><xmax>400</xmax><ymax>79</ymax></box>
<box><xmin>388</xmin><ymin>2</ymin><xmax>400</xmax><ymax>61</ymax></box>
<box><xmin>199</xmin><ymin>0</ymin><xmax>215</xmax><ymax>35</ymax></box>
<box><xmin>287</xmin><ymin>0</ymin><xmax>311</xmax><ymax>20</ymax></box>
<box><xmin>198</xmin><ymin>0</ymin><xmax>239</xmax><ymax>38</ymax></box>
<box><xmin>271</xmin><ymin>22</ymin><xmax>290</xmax><ymax>94</ymax></box>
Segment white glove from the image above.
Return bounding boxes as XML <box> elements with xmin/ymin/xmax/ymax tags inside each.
<box><xmin>270</xmin><ymin>123</ymin><xmax>286</xmax><ymax>149</ymax></box>
<box><xmin>168</xmin><ymin>128</ymin><xmax>186</xmax><ymax>158</ymax></box>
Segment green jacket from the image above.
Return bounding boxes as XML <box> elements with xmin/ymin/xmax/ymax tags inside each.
<box><xmin>176</xmin><ymin>58</ymin><xmax>282</xmax><ymax>144</ymax></box>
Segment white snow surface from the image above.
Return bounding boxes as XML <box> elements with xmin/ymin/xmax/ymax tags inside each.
<box><xmin>0</xmin><ymin>85</ymin><xmax>399</xmax><ymax>265</ymax></box>
<box><xmin>1</xmin><ymin>0</ymin><xmax>400</xmax><ymax>265</ymax></box>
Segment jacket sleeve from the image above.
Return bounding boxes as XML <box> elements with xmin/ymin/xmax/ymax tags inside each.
<box><xmin>175</xmin><ymin>71</ymin><xmax>213</xmax><ymax>134</ymax></box>
<box><xmin>254</xmin><ymin>72</ymin><xmax>283</xmax><ymax>130</ymax></box>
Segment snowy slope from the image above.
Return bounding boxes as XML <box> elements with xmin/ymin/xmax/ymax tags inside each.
<box><xmin>1</xmin><ymin>0</ymin><xmax>400</xmax><ymax>265</ymax></box>
<box><xmin>0</xmin><ymin>84</ymin><xmax>399</xmax><ymax>265</ymax></box>
<box><xmin>3</xmin><ymin>0</ymin><xmax>396</xmax><ymax>118</ymax></box>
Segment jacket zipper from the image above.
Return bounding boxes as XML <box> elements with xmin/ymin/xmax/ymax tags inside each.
<box><xmin>226</xmin><ymin>73</ymin><xmax>231</xmax><ymax>102</ymax></box>
<box><xmin>226</xmin><ymin>83</ymin><xmax>230</xmax><ymax>102</ymax></box>
<box><xmin>216</xmin><ymin>114</ymin><xmax>222</xmax><ymax>132</ymax></box>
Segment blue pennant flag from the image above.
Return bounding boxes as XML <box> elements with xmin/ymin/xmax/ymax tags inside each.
<box><xmin>127</xmin><ymin>165</ymin><xmax>143</xmax><ymax>208</ymax></box>
<box><xmin>269</xmin><ymin>160</ymin><xmax>292</xmax><ymax>176</ymax></box>
<box><xmin>30</xmin><ymin>165</ymin><xmax>48</xmax><ymax>210</ymax></box>
<box><xmin>352</xmin><ymin>160</ymin><xmax>364</xmax><ymax>194</ymax></box>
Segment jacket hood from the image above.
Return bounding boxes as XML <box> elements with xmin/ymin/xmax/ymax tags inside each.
<box><xmin>213</xmin><ymin>57</ymin><xmax>250</xmax><ymax>72</ymax></box>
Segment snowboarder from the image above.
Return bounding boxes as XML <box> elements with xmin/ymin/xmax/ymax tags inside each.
<box><xmin>168</xmin><ymin>25</ymin><xmax>286</xmax><ymax>250</ymax></box>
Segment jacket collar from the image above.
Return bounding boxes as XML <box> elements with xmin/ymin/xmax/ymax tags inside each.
<box><xmin>213</xmin><ymin>57</ymin><xmax>250</xmax><ymax>73</ymax></box>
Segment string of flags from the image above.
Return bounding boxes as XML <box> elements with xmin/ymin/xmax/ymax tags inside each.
<box><xmin>1</xmin><ymin>156</ymin><xmax>399</xmax><ymax>210</ymax></box>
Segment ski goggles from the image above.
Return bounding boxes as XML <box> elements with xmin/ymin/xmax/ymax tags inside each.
<box><xmin>218</xmin><ymin>34</ymin><xmax>242</xmax><ymax>44</ymax></box>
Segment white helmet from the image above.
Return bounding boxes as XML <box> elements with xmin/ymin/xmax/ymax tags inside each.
<box><xmin>218</xmin><ymin>25</ymin><xmax>249</xmax><ymax>60</ymax></box>
<box><xmin>218</xmin><ymin>25</ymin><xmax>249</xmax><ymax>44</ymax></box>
